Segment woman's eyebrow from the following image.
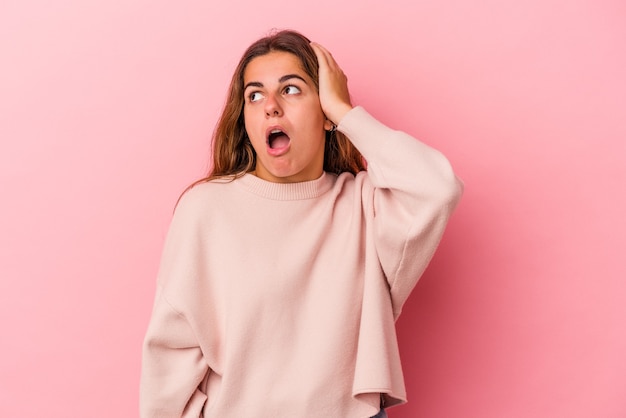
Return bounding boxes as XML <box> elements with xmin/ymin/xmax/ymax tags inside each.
<box><xmin>279</xmin><ymin>74</ymin><xmax>307</xmax><ymax>84</ymax></box>
<box><xmin>243</xmin><ymin>74</ymin><xmax>308</xmax><ymax>91</ymax></box>
<box><xmin>243</xmin><ymin>81</ymin><xmax>263</xmax><ymax>91</ymax></box>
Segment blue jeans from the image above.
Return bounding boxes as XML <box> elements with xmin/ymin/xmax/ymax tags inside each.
<box><xmin>370</xmin><ymin>409</ymin><xmax>387</xmax><ymax>418</ymax></box>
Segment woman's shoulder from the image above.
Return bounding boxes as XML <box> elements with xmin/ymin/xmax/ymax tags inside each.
<box><xmin>332</xmin><ymin>169</ymin><xmax>374</xmax><ymax>202</ymax></box>
<box><xmin>174</xmin><ymin>178</ymin><xmax>237</xmax><ymax>215</ymax></box>
<box><xmin>336</xmin><ymin>169</ymin><xmax>371</xmax><ymax>186</ymax></box>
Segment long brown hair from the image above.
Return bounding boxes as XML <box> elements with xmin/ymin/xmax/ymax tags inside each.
<box><xmin>185</xmin><ymin>29</ymin><xmax>365</xmax><ymax>194</ymax></box>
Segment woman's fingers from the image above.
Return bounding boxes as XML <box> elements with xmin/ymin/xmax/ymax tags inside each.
<box><xmin>311</xmin><ymin>42</ymin><xmax>353</xmax><ymax>125</ymax></box>
<box><xmin>312</xmin><ymin>42</ymin><xmax>338</xmax><ymax>71</ymax></box>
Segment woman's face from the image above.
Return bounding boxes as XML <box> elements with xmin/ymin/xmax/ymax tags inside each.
<box><xmin>243</xmin><ymin>51</ymin><xmax>332</xmax><ymax>183</ymax></box>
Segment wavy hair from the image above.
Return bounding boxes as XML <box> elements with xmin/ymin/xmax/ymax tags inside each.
<box><xmin>184</xmin><ymin>29</ymin><xmax>365</xmax><ymax>193</ymax></box>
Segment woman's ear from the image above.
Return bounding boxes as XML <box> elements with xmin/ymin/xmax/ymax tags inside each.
<box><xmin>324</xmin><ymin>119</ymin><xmax>336</xmax><ymax>132</ymax></box>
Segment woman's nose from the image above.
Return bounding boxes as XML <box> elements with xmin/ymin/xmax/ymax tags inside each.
<box><xmin>264</xmin><ymin>94</ymin><xmax>283</xmax><ymax>117</ymax></box>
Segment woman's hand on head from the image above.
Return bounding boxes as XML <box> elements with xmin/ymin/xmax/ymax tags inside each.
<box><xmin>311</xmin><ymin>42</ymin><xmax>353</xmax><ymax>126</ymax></box>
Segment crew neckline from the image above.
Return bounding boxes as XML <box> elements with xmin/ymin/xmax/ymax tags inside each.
<box><xmin>237</xmin><ymin>172</ymin><xmax>336</xmax><ymax>200</ymax></box>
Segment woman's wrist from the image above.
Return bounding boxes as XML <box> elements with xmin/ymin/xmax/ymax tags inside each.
<box><xmin>328</xmin><ymin>102</ymin><xmax>354</xmax><ymax>126</ymax></box>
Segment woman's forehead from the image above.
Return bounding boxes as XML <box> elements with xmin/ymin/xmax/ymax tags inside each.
<box><xmin>243</xmin><ymin>51</ymin><xmax>309</xmax><ymax>85</ymax></box>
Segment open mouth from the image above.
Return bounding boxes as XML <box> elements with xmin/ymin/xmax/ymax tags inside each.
<box><xmin>267</xmin><ymin>129</ymin><xmax>290</xmax><ymax>150</ymax></box>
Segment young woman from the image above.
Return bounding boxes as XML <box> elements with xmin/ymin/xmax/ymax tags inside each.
<box><xmin>140</xmin><ymin>30</ymin><xmax>463</xmax><ymax>418</ymax></box>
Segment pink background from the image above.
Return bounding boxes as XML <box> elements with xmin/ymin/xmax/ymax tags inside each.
<box><xmin>1</xmin><ymin>0</ymin><xmax>624</xmax><ymax>417</ymax></box>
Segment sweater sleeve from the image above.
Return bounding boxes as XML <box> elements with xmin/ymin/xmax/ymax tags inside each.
<box><xmin>140</xmin><ymin>193</ymin><xmax>210</xmax><ymax>418</ymax></box>
<box><xmin>338</xmin><ymin>106</ymin><xmax>463</xmax><ymax>318</ymax></box>
<box><xmin>140</xmin><ymin>287</ymin><xmax>209</xmax><ymax>418</ymax></box>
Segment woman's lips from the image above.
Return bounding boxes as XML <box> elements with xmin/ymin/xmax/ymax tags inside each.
<box><xmin>266</xmin><ymin>127</ymin><xmax>291</xmax><ymax>156</ymax></box>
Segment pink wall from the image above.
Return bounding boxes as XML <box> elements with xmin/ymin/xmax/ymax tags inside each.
<box><xmin>1</xmin><ymin>1</ymin><xmax>624</xmax><ymax>417</ymax></box>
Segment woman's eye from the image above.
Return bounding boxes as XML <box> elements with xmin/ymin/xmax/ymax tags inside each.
<box><xmin>284</xmin><ymin>85</ymin><xmax>301</xmax><ymax>95</ymax></box>
<box><xmin>249</xmin><ymin>92</ymin><xmax>263</xmax><ymax>102</ymax></box>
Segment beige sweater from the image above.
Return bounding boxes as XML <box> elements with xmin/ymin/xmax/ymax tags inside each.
<box><xmin>140</xmin><ymin>107</ymin><xmax>463</xmax><ymax>418</ymax></box>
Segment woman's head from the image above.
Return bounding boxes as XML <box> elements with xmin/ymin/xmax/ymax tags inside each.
<box><xmin>203</xmin><ymin>29</ymin><xmax>365</xmax><ymax>183</ymax></box>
